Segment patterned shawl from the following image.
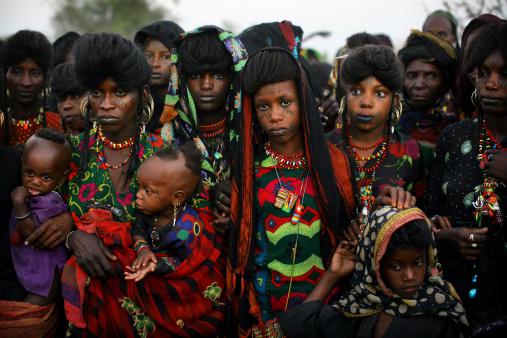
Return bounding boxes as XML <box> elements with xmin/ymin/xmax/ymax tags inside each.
<box><xmin>159</xmin><ymin>26</ymin><xmax>247</xmax><ymax>188</ymax></box>
<box><xmin>333</xmin><ymin>206</ymin><xmax>469</xmax><ymax>327</ymax></box>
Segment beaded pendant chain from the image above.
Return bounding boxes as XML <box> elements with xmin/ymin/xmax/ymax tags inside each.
<box><xmin>200</xmin><ymin>118</ymin><xmax>227</xmax><ymax>138</ymax></box>
<box><xmin>264</xmin><ymin>141</ymin><xmax>308</xmax><ymax>169</ymax></box>
<box><xmin>98</xmin><ymin>127</ymin><xmax>135</xmax><ymax>150</ymax></box>
<box><xmin>9</xmin><ymin>107</ymin><xmax>44</xmax><ymax>130</ymax></box>
<box><xmin>347</xmin><ymin>130</ymin><xmax>389</xmax><ymax>223</ymax></box>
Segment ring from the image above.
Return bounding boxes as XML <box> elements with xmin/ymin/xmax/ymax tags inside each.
<box><xmin>469</xmin><ymin>234</ymin><xmax>475</xmax><ymax>243</ymax></box>
<box><xmin>471</xmin><ymin>242</ymin><xmax>478</xmax><ymax>248</ymax></box>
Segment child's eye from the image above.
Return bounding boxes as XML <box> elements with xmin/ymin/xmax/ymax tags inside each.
<box><xmin>389</xmin><ymin>264</ymin><xmax>401</xmax><ymax>271</ymax></box>
<box><xmin>42</xmin><ymin>175</ymin><xmax>52</xmax><ymax>181</ymax></box>
<box><xmin>90</xmin><ymin>90</ymin><xmax>101</xmax><ymax>97</ymax></box>
<box><xmin>351</xmin><ymin>88</ymin><xmax>361</xmax><ymax>96</ymax></box>
<box><xmin>24</xmin><ymin>170</ymin><xmax>34</xmax><ymax>177</ymax></box>
<box><xmin>256</xmin><ymin>104</ymin><xmax>269</xmax><ymax>112</ymax></box>
<box><xmin>144</xmin><ymin>187</ymin><xmax>151</xmax><ymax>194</ymax></box>
<box><xmin>190</xmin><ymin>74</ymin><xmax>200</xmax><ymax>80</ymax></box>
<box><xmin>214</xmin><ymin>73</ymin><xmax>224</xmax><ymax>80</ymax></box>
<box><xmin>376</xmin><ymin>91</ymin><xmax>387</xmax><ymax>98</ymax></box>
<box><xmin>280</xmin><ymin>100</ymin><xmax>292</xmax><ymax>108</ymax></box>
<box><xmin>414</xmin><ymin>260</ymin><xmax>424</xmax><ymax>267</ymax></box>
<box><xmin>115</xmin><ymin>89</ymin><xmax>126</xmax><ymax>96</ymax></box>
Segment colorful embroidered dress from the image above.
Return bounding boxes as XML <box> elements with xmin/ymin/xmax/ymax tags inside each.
<box><xmin>8</xmin><ymin>111</ymin><xmax>62</xmax><ymax>146</ymax></box>
<box><xmin>159</xmin><ymin>26</ymin><xmax>247</xmax><ymax>189</ymax></box>
<box><xmin>254</xmin><ymin>156</ymin><xmax>326</xmax><ymax>323</ymax></box>
<box><xmin>67</xmin><ymin>128</ymin><xmax>163</xmax><ymax>223</ymax></box>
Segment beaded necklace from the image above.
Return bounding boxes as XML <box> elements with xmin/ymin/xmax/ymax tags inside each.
<box><xmin>200</xmin><ymin>119</ymin><xmax>228</xmax><ymax>182</ymax></box>
<box><xmin>264</xmin><ymin>142</ymin><xmax>307</xmax><ymax>170</ymax></box>
<box><xmin>473</xmin><ymin>119</ymin><xmax>504</xmax><ymax>227</ymax></box>
<box><xmin>96</xmin><ymin>129</ymin><xmax>138</xmax><ymax>169</ymax></box>
<box><xmin>10</xmin><ymin>110</ymin><xmax>43</xmax><ymax>130</ymax></box>
<box><xmin>347</xmin><ymin>129</ymin><xmax>389</xmax><ymax>223</ymax></box>
<box><xmin>98</xmin><ymin>127</ymin><xmax>136</xmax><ymax>149</ymax></box>
<box><xmin>200</xmin><ymin>118</ymin><xmax>227</xmax><ymax>138</ymax></box>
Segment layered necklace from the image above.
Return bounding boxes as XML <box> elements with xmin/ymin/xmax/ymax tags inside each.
<box><xmin>9</xmin><ymin>108</ymin><xmax>44</xmax><ymax>130</ymax></box>
<box><xmin>264</xmin><ymin>142</ymin><xmax>309</xmax><ymax>311</ymax></box>
<box><xmin>96</xmin><ymin>127</ymin><xmax>140</xmax><ymax>169</ymax></box>
<box><xmin>347</xmin><ymin>129</ymin><xmax>389</xmax><ymax>224</ymax></box>
<box><xmin>474</xmin><ymin>119</ymin><xmax>504</xmax><ymax>226</ymax></box>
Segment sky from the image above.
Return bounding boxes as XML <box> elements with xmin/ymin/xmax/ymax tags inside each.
<box><xmin>2</xmin><ymin>0</ymin><xmax>448</xmax><ymax>62</ymax></box>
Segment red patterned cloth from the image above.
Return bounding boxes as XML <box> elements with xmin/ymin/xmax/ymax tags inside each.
<box><xmin>8</xmin><ymin>111</ymin><xmax>62</xmax><ymax>146</ymax></box>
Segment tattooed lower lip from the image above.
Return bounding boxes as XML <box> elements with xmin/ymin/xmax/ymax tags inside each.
<box><xmin>270</xmin><ymin>129</ymin><xmax>287</xmax><ymax>135</ymax></box>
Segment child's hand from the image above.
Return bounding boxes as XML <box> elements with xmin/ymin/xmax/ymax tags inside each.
<box><xmin>327</xmin><ymin>241</ymin><xmax>356</xmax><ymax>280</ymax></box>
<box><xmin>124</xmin><ymin>262</ymin><xmax>156</xmax><ymax>282</ymax></box>
<box><xmin>11</xmin><ymin>186</ymin><xmax>29</xmax><ymax>206</ymax></box>
<box><xmin>132</xmin><ymin>249</ymin><xmax>157</xmax><ymax>271</ymax></box>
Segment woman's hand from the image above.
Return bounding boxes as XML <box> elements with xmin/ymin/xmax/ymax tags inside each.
<box><xmin>124</xmin><ymin>262</ymin><xmax>156</xmax><ymax>282</ymax></box>
<box><xmin>435</xmin><ymin>227</ymin><xmax>489</xmax><ymax>261</ymax></box>
<box><xmin>68</xmin><ymin>230</ymin><xmax>118</xmax><ymax>278</ymax></box>
<box><xmin>26</xmin><ymin>212</ymin><xmax>74</xmax><ymax>249</ymax></box>
<box><xmin>131</xmin><ymin>249</ymin><xmax>157</xmax><ymax>271</ymax></box>
<box><xmin>342</xmin><ymin>219</ymin><xmax>361</xmax><ymax>245</ymax></box>
<box><xmin>375</xmin><ymin>186</ymin><xmax>416</xmax><ymax>210</ymax></box>
<box><xmin>210</xmin><ymin>180</ymin><xmax>232</xmax><ymax>234</ymax></box>
<box><xmin>484</xmin><ymin>149</ymin><xmax>507</xmax><ymax>184</ymax></box>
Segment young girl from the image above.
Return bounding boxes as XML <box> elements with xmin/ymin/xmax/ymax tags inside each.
<box><xmin>10</xmin><ymin>128</ymin><xmax>71</xmax><ymax>305</ymax></box>
<box><xmin>327</xmin><ymin>45</ymin><xmax>422</xmax><ymax>228</ymax></box>
<box><xmin>279</xmin><ymin>206</ymin><xmax>468</xmax><ymax>338</ymax></box>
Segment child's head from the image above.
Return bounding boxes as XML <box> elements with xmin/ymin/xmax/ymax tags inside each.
<box><xmin>380</xmin><ymin>219</ymin><xmax>433</xmax><ymax>299</ymax></box>
<box><xmin>179</xmin><ymin>31</ymin><xmax>232</xmax><ymax>114</ymax></box>
<box><xmin>22</xmin><ymin>128</ymin><xmax>71</xmax><ymax>196</ymax></box>
<box><xmin>243</xmin><ymin>49</ymin><xmax>301</xmax><ymax>147</ymax></box>
<box><xmin>340</xmin><ymin>45</ymin><xmax>404</xmax><ymax>134</ymax></box>
<box><xmin>135</xmin><ymin>141</ymin><xmax>201</xmax><ymax>215</ymax></box>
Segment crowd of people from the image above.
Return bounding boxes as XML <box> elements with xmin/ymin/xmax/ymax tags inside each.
<box><xmin>0</xmin><ymin>8</ymin><xmax>505</xmax><ymax>338</ymax></box>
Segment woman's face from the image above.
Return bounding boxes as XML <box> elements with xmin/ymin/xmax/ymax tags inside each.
<box><xmin>57</xmin><ymin>93</ymin><xmax>86</xmax><ymax>134</ymax></box>
<box><xmin>381</xmin><ymin>247</ymin><xmax>427</xmax><ymax>299</ymax></box>
<box><xmin>254</xmin><ymin>79</ymin><xmax>302</xmax><ymax>151</ymax></box>
<box><xmin>404</xmin><ymin>59</ymin><xmax>445</xmax><ymax>111</ymax></box>
<box><xmin>89</xmin><ymin>77</ymin><xmax>140</xmax><ymax>135</ymax></box>
<box><xmin>476</xmin><ymin>49</ymin><xmax>507</xmax><ymax>116</ymax></box>
<box><xmin>143</xmin><ymin>38</ymin><xmax>173</xmax><ymax>87</ymax></box>
<box><xmin>346</xmin><ymin>76</ymin><xmax>394</xmax><ymax>134</ymax></box>
<box><xmin>5</xmin><ymin>58</ymin><xmax>45</xmax><ymax>106</ymax></box>
<box><xmin>187</xmin><ymin>71</ymin><xmax>230</xmax><ymax>113</ymax></box>
<box><xmin>423</xmin><ymin>15</ymin><xmax>456</xmax><ymax>47</ymax></box>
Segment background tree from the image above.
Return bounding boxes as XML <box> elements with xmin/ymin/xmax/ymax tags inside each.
<box><xmin>442</xmin><ymin>0</ymin><xmax>506</xmax><ymax>32</ymax></box>
<box><xmin>52</xmin><ymin>0</ymin><xmax>177</xmax><ymax>38</ymax></box>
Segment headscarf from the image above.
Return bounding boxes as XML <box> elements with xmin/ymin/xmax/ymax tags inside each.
<box><xmin>134</xmin><ymin>20</ymin><xmax>184</xmax><ymax>51</ymax></box>
<box><xmin>159</xmin><ymin>26</ymin><xmax>247</xmax><ymax>188</ymax></box>
<box><xmin>333</xmin><ymin>206</ymin><xmax>468</xmax><ymax>327</ymax></box>
<box><xmin>398</xmin><ymin>30</ymin><xmax>457</xmax><ymax>92</ymax></box>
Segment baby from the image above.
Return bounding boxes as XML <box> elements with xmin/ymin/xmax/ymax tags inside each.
<box><xmin>10</xmin><ymin>128</ymin><xmax>71</xmax><ymax>305</ymax></box>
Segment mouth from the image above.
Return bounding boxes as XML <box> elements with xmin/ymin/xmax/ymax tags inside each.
<box><xmin>197</xmin><ymin>96</ymin><xmax>216</xmax><ymax>103</ymax></box>
<box><xmin>27</xmin><ymin>187</ymin><xmax>41</xmax><ymax>196</ymax></box>
<box><xmin>402</xmin><ymin>286</ymin><xmax>419</xmax><ymax>294</ymax></box>
<box><xmin>96</xmin><ymin>115</ymin><xmax>118</xmax><ymax>125</ymax></box>
<box><xmin>355</xmin><ymin>114</ymin><xmax>374</xmax><ymax>123</ymax></box>
<box><xmin>151</xmin><ymin>73</ymin><xmax>162</xmax><ymax>80</ymax></box>
<box><xmin>268</xmin><ymin>128</ymin><xmax>288</xmax><ymax>136</ymax></box>
<box><xmin>18</xmin><ymin>91</ymin><xmax>35</xmax><ymax>99</ymax></box>
<box><xmin>481</xmin><ymin>97</ymin><xmax>503</xmax><ymax>106</ymax></box>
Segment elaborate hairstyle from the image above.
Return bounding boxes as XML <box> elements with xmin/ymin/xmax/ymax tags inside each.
<box><xmin>52</xmin><ymin>31</ymin><xmax>80</xmax><ymax>68</ymax></box>
<box><xmin>346</xmin><ymin>32</ymin><xmax>382</xmax><ymax>49</ymax></box>
<box><xmin>178</xmin><ymin>30</ymin><xmax>232</xmax><ymax>76</ymax></box>
<box><xmin>239</xmin><ymin>21</ymin><xmax>303</xmax><ymax>57</ymax></box>
<box><xmin>155</xmin><ymin>141</ymin><xmax>202</xmax><ymax>177</ymax></box>
<box><xmin>375</xmin><ymin>33</ymin><xmax>393</xmax><ymax>48</ymax></box>
<box><xmin>3</xmin><ymin>30</ymin><xmax>53</xmax><ymax>75</ymax></box>
<box><xmin>32</xmin><ymin>127</ymin><xmax>69</xmax><ymax>146</ymax></box>
<box><xmin>463</xmin><ymin>22</ymin><xmax>507</xmax><ymax>74</ymax></box>
<box><xmin>134</xmin><ymin>20</ymin><xmax>184</xmax><ymax>50</ymax></box>
<box><xmin>49</xmin><ymin>63</ymin><xmax>86</xmax><ymax>99</ymax></box>
<box><xmin>74</xmin><ymin>33</ymin><xmax>151</xmax><ymax>90</ymax></box>
<box><xmin>398</xmin><ymin>30</ymin><xmax>457</xmax><ymax>93</ymax></box>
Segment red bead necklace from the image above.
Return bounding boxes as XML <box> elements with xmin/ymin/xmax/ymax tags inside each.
<box><xmin>264</xmin><ymin>142</ymin><xmax>307</xmax><ymax>170</ymax></box>
<box><xmin>98</xmin><ymin>127</ymin><xmax>135</xmax><ymax>150</ymax></box>
<box><xmin>200</xmin><ymin>119</ymin><xmax>226</xmax><ymax>138</ymax></box>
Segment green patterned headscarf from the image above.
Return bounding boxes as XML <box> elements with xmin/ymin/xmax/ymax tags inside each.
<box><xmin>333</xmin><ymin>206</ymin><xmax>468</xmax><ymax>327</ymax></box>
<box><xmin>159</xmin><ymin>26</ymin><xmax>247</xmax><ymax>189</ymax></box>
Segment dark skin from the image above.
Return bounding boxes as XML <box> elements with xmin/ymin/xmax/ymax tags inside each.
<box><xmin>404</xmin><ymin>60</ymin><xmax>445</xmax><ymax>112</ymax></box>
<box><xmin>143</xmin><ymin>38</ymin><xmax>174</xmax><ymax>98</ymax></box>
<box><xmin>67</xmin><ymin>77</ymin><xmax>148</xmax><ymax>278</ymax></box>
<box><xmin>423</xmin><ymin>15</ymin><xmax>457</xmax><ymax>47</ymax></box>
<box><xmin>5</xmin><ymin>58</ymin><xmax>45</xmax><ymax>119</ymax></box>
<box><xmin>57</xmin><ymin>93</ymin><xmax>86</xmax><ymax>135</ymax></box>
<box><xmin>434</xmin><ymin>49</ymin><xmax>507</xmax><ymax>261</ymax></box>
<box><xmin>187</xmin><ymin>70</ymin><xmax>230</xmax><ymax>125</ymax></box>
<box><xmin>126</xmin><ymin>154</ymin><xmax>199</xmax><ymax>282</ymax></box>
<box><xmin>10</xmin><ymin>136</ymin><xmax>71</xmax><ymax>305</ymax></box>
<box><xmin>318</xmin><ymin>88</ymin><xmax>340</xmax><ymax>132</ymax></box>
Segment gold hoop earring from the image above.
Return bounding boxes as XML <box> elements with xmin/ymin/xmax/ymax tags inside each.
<box><xmin>471</xmin><ymin>89</ymin><xmax>478</xmax><ymax>106</ymax></box>
<box><xmin>80</xmin><ymin>97</ymin><xmax>89</xmax><ymax>118</ymax></box>
<box><xmin>338</xmin><ymin>96</ymin><xmax>346</xmax><ymax>117</ymax></box>
<box><xmin>392</xmin><ymin>101</ymin><xmax>403</xmax><ymax>125</ymax></box>
<box><xmin>138</xmin><ymin>94</ymin><xmax>154</xmax><ymax>126</ymax></box>
<box><xmin>172</xmin><ymin>201</ymin><xmax>180</xmax><ymax>228</ymax></box>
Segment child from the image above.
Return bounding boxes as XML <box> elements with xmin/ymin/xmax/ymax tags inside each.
<box><xmin>125</xmin><ymin>141</ymin><xmax>203</xmax><ymax>281</ymax></box>
<box><xmin>10</xmin><ymin>128</ymin><xmax>71</xmax><ymax>305</ymax></box>
<box><xmin>279</xmin><ymin>206</ymin><xmax>468</xmax><ymax>338</ymax></box>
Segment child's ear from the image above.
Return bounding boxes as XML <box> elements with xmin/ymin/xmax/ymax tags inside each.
<box><xmin>172</xmin><ymin>190</ymin><xmax>186</xmax><ymax>206</ymax></box>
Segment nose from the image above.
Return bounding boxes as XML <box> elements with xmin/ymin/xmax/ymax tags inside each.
<box><xmin>151</xmin><ymin>54</ymin><xmax>161</xmax><ymax>68</ymax></box>
<box><xmin>359</xmin><ymin>93</ymin><xmax>374</xmax><ymax>108</ymax></box>
<box><xmin>135</xmin><ymin>190</ymin><xmax>143</xmax><ymax>202</ymax></box>
<box><xmin>484</xmin><ymin>73</ymin><xmax>501</xmax><ymax>90</ymax></box>
<box><xmin>413</xmin><ymin>76</ymin><xmax>425</xmax><ymax>89</ymax></box>
<box><xmin>99</xmin><ymin>93</ymin><xmax>114</xmax><ymax>111</ymax></box>
<box><xmin>403</xmin><ymin>267</ymin><xmax>416</xmax><ymax>282</ymax></box>
<box><xmin>62</xmin><ymin>96</ymin><xmax>74</xmax><ymax>111</ymax></box>
<box><xmin>268</xmin><ymin>105</ymin><xmax>284</xmax><ymax>123</ymax></box>
<box><xmin>200</xmin><ymin>74</ymin><xmax>214</xmax><ymax>90</ymax></box>
<box><xmin>20</xmin><ymin>71</ymin><xmax>33</xmax><ymax>87</ymax></box>
<box><xmin>32</xmin><ymin>177</ymin><xmax>42</xmax><ymax>186</ymax></box>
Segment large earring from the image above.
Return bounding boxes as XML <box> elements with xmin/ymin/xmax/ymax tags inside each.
<box><xmin>392</xmin><ymin>101</ymin><xmax>403</xmax><ymax>126</ymax></box>
<box><xmin>338</xmin><ymin>96</ymin><xmax>346</xmax><ymax>117</ymax></box>
<box><xmin>172</xmin><ymin>201</ymin><xmax>180</xmax><ymax>228</ymax></box>
<box><xmin>138</xmin><ymin>94</ymin><xmax>154</xmax><ymax>126</ymax></box>
<box><xmin>80</xmin><ymin>97</ymin><xmax>89</xmax><ymax>119</ymax></box>
<box><xmin>471</xmin><ymin>89</ymin><xmax>478</xmax><ymax>106</ymax></box>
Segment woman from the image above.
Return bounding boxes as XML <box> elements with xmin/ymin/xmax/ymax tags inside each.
<box><xmin>397</xmin><ymin>30</ymin><xmax>458</xmax><ymax>172</ymax></box>
<box><xmin>427</xmin><ymin>22</ymin><xmax>507</xmax><ymax>337</ymax></box>
<box><xmin>159</xmin><ymin>26</ymin><xmax>247</xmax><ymax>189</ymax></box>
<box><xmin>279</xmin><ymin>206</ymin><xmax>468</xmax><ymax>338</ymax></box>
<box><xmin>2</xmin><ymin>30</ymin><xmax>62</xmax><ymax>146</ymax></box>
<box><xmin>134</xmin><ymin>20</ymin><xmax>184</xmax><ymax>133</ymax></box>
<box><xmin>422</xmin><ymin>9</ymin><xmax>460</xmax><ymax>51</ymax></box>
<box><xmin>227</xmin><ymin>44</ymin><xmax>356</xmax><ymax>337</ymax></box>
<box><xmin>327</xmin><ymin>45</ymin><xmax>423</xmax><ymax>226</ymax></box>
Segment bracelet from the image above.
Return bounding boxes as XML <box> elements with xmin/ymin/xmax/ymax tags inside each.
<box><xmin>65</xmin><ymin>230</ymin><xmax>76</xmax><ymax>250</ymax></box>
<box><xmin>134</xmin><ymin>240</ymin><xmax>149</xmax><ymax>252</ymax></box>
<box><xmin>137</xmin><ymin>246</ymin><xmax>150</xmax><ymax>255</ymax></box>
<box><xmin>15</xmin><ymin>211</ymin><xmax>32</xmax><ymax>221</ymax></box>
